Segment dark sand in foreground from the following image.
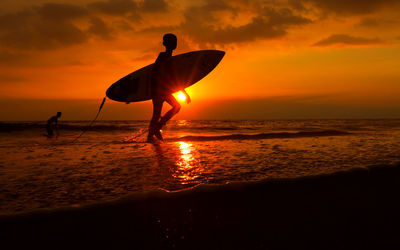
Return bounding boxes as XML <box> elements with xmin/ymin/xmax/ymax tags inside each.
<box><xmin>2</xmin><ymin>163</ymin><xmax>400</xmax><ymax>249</ymax></box>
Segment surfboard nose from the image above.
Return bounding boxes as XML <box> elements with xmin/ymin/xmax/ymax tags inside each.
<box><xmin>106</xmin><ymin>84</ymin><xmax>116</xmax><ymax>100</ymax></box>
<box><xmin>213</xmin><ymin>50</ymin><xmax>225</xmax><ymax>61</ymax></box>
<box><xmin>206</xmin><ymin>50</ymin><xmax>225</xmax><ymax>72</ymax></box>
<box><xmin>216</xmin><ymin>50</ymin><xmax>225</xmax><ymax>58</ymax></box>
<box><xmin>201</xmin><ymin>50</ymin><xmax>225</xmax><ymax>61</ymax></box>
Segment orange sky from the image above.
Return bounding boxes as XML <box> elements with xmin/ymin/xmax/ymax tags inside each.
<box><xmin>0</xmin><ymin>0</ymin><xmax>400</xmax><ymax>120</ymax></box>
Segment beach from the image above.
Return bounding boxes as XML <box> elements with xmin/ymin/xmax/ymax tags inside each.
<box><xmin>2</xmin><ymin>163</ymin><xmax>400</xmax><ymax>249</ymax></box>
<box><xmin>1</xmin><ymin>119</ymin><xmax>400</xmax><ymax>249</ymax></box>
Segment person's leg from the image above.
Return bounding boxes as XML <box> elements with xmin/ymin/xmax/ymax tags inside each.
<box><xmin>147</xmin><ymin>98</ymin><xmax>164</xmax><ymax>141</ymax></box>
<box><xmin>46</xmin><ymin>124</ymin><xmax>53</xmax><ymax>137</ymax></box>
<box><xmin>158</xmin><ymin>95</ymin><xmax>181</xmax><ymax>128</ymax></box>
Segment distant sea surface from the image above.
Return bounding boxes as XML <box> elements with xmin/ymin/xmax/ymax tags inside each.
<box><xmin>1</xmin><ymin>119</ymin><xmax>400</xmax><ymax>214</ymax></box>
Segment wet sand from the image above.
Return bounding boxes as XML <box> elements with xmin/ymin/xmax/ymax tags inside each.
<box><xmin>2</xmin><ymin>127</ymin><xmax>400</xmax><ymax>214</ymax></box>
<box><xmin>2</xmin><ymin>162</ymin><xmax>400</xmax><ymax>249</ymax></box>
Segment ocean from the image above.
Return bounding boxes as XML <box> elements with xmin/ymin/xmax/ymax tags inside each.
<box><xmin>1</xmin><ymin>119</ymin><xmax>400</xmax><ymax>214</ymax></box>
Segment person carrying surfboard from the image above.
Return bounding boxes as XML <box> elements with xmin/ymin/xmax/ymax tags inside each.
<box><xmin>147</xmin><ymin>33</ymin><xmax>191</xmax><ymax>142</ymax></box>
<box><xmin>46</xmin><ymin>112</ymin><xmax>62</xmax><ymax>138</ymax></box>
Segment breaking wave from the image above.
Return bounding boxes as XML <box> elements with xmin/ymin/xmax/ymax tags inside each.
<box><xmin>168</xmin><ymin>130</ymin><xmax>351</xmax><ymax>141</ymax></box>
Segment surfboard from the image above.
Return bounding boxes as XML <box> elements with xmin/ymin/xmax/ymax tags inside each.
<box><xmin>106</xmin><ymin>50</ymin><xmax>225</xmax><ymax>102</ymax></box>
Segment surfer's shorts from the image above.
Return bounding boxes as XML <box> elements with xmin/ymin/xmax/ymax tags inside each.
<box><xmin>151</xmin><ymin>88</ymin><xmax>169</xmax><ymax>99</ymax></box>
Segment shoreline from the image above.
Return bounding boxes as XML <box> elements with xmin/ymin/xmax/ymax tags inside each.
<box><xmin>2</xmin><ymin>162</ymin><xmax>400</xmax><ymax>249</ymax></box>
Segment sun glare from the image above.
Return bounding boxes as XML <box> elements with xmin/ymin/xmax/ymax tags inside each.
<box><xmin>177</xmin><ymin>91</ymin><xmax>186</xmax><ymax>101</ymax></box>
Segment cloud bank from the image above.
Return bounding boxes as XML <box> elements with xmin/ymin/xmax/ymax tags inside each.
<box><xmin>1</xmin><ymin>0</ymin><xmax>399</xmax><ymax>51</ymax></box>
<box><xmin>313</xmin><ymin>34</ymin><xmax>383</xmax><ymax>46</ymax></box>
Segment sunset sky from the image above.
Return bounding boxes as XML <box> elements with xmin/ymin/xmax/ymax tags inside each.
<box><xmin>0</xmin><ymin>0</ymin><xmax>399</xmax><ymax>120</ymax></box>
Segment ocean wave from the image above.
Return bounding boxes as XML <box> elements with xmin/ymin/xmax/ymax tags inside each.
<box><xmin>2</xmin><ymin>119</ymin><xmax>398</xmax><ymax>133</ymax></box>
<box><xmin>169</xmin><ymin>125</ymin><xmax>242</xmax><ymax>131</ymax></box>
<box><xmin>168</xmin><ymin>130</ymin><xmax>351</xmax><ymax>141</ymax></box>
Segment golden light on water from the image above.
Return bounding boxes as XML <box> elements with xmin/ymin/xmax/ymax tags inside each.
<box><xmin>174</xmin><ymin>141</ymin><xmax>199</xmax><ymax>184</ymax></box>
<box><xmin>177</xmin><ymin>120</ymin><xmax>188</xmax><ymax>127</ymax></box>
<box><xmin>179</xmin><ymin>141</ymin><xmax>191</xmax><ymax>155</ymax></box>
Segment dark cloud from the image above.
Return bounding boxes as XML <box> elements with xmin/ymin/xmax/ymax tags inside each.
<box><xmin>88</xmin><ymin>0</ymin><xmax>169</xmax><ymax>20</ymax></box>
<box><xmin>0</xmin><ymin>51</ymin><xmax>15</xmax><ymax>62</ymax></box>
<box><xmin>298</xmin><ymin>0</ymin><xmax>400</xmax><ymax>15</ymax></box>
<box><xmin>288</xmin><ymin>0</ymin><xmax>307</xmax><ymax>11</ymax></box>
<box><xmin>0</xmin><ymin>1</ymin><xmax>139</xmax><ymax>50</ymax></box>
<box><xmin>3</xmin><ymin>0</ymin><xmax>396</xmax><ymax>52</ymax></box>
<box><xmin>182</xmin><ymin>0</ymin><xmax>236</xmax><ymax>24</ymax></box>
<box><xmin>181</xmin><ymin>4</ymin><xmax>311</xmax><ymax>46</ymax></box>
<box><xmin>140</xmin><ymin>24</ymin><xmax>178</xmax><ymax>34</ymax></box>
<box><xmin>0</xmin><ymin>0</ymin><xmax>313</xmax><ymax>50</ymax></box>
<box><xmin>115</xmin><ymin>20</ymin><xmax>134</xmax><ymax>31</ymax></box>
<box><xmin>0</xmin><ymin>4</ymin><xmax>88</xmax><ymax>50</ymax></box>
<box><xmin>358</xmin><ymin>17</ymin><xmax>396</xmax><ymax>27</ymax></box>
<box><xmin>88</xmin><ymin>0</ymin><xmax>137</xmax><ymax>16</ymax></box>
<box><xmin>312</xmin><ymin>34</ymin><xmax>382</xmax><ymax>46</ymax></box>
<box><xmin>139</xmin><ymin>0</ymin><xmax>311</xmax><ymax>46</ymax></box>
<box><xmin>359</xmin><ymin>18</ymin><xmax>382</xmax><ymax>27</ymax></box>
<box><xmin>140</xmin><ymin>0</ymin><xmax>169</xmax><ymax>12</ymax></box>
<box><xmin>37</xmin><ymin>3</ymin><xmax>88</xmax><ymax>20</ymax></box>
<box><xmin>0</xmin><ymin>0</ymin><xmax>173</xmax><ymax>51</ymax></box>
<box><xmin>0</xmin><ymin>48</ymin><xmax>85</xmax><ymax>67</ymax></box>
<box><xmin>0</xmin><ymin>50</ymin><xmax>29</xmax><ymax>65</ymax></box>
<box><xmin>88</xmin><ymin>17</ymin><xmax>113</xmax><ymax>40</ymax></box>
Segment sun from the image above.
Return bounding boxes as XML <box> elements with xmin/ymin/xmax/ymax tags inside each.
<box><xmin>177</xmin><ymin>91</ymin><xmax>186</xmax><ymax>101</ymax></box>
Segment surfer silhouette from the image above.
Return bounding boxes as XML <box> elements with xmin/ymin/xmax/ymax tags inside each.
<box><xmin>147</xmin><ymin>33</ymin><xmax>191</xmax><ymax>142</ymax></box>
<box><xmin>46</xmin><ymin>112</ymin><xmax>62</xmax><ymax>137</ymax></box>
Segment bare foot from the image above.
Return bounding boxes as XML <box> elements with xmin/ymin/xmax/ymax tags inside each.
<box><xmin>146</xmin><ymin>130</ymin><xmax>155</xmax><ymax>142</ymax></box>
<box><xmin>154</xmin><ymin>129</ymin><xmax>164</xmax><ymax>141</ymax></box>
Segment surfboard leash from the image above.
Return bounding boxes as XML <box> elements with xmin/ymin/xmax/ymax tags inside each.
<box><xmin>71</xmin><ymin>97</ymin><xmax>106</xmax><ymax>144</ymax></box>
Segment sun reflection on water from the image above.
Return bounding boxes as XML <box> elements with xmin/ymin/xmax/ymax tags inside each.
<box><xmin>176</xmin><ymin>120</ymin><xmax>188</xmax><ymax>127</ymax></box>
<box><xmin>173</xmin><ymin>141</ymin><xmax>200</xmax><ymax>184</ymax></box>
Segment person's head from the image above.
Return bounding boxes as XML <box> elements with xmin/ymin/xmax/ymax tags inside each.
<box><xmin>163</xmin><ymin>33</ymin><xmax>177</xmax><ymax>51</ymax></box>
<box><xmin>57</xmin><ymin>112</ymin><xmax>62</xmax><ymax>117</ymax></box>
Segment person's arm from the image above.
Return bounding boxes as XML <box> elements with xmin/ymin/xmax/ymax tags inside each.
<box><xmin>146</xmin><ymin>52</ymin><xmax>166</xmax><ymax>101</ymax></box>
<box><xmin>182</xmin><ymin>89</ymin><xmax>191</xmax><ymax>104</ymax></box>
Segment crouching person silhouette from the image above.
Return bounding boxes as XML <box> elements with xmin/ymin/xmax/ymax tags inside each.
<box><xmin>46</xmin><ymin>112</ymin><xmax>62</xmax><ymax>138</ymax></box>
